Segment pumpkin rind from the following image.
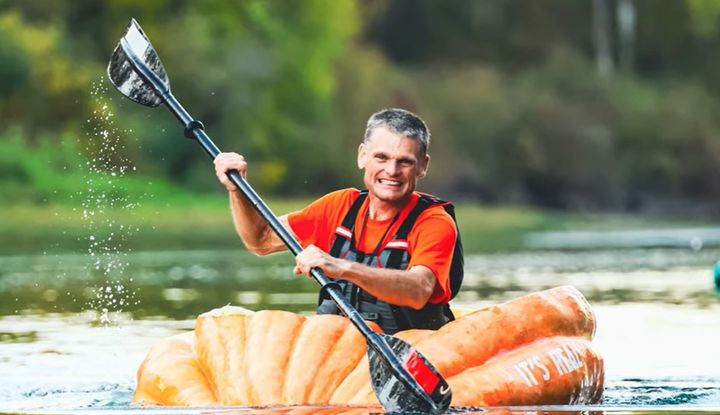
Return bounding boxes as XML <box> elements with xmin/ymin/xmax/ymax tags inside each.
<box><xmin>133</xmin><ymin>285</ymin><xmax>604</xmax><ymax>407</ymax></box>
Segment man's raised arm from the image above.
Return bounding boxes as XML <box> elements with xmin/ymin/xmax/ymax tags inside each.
<box><xmin>214</xmin><ymin>152</ymin><xmax>293</xmax><ymax>255</ymax></box>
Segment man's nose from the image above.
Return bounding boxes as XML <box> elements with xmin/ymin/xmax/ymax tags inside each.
<box><xmin>384</xmin><ymin>160</ymin><xmax>400</xmax><ymax>175</ymax></box>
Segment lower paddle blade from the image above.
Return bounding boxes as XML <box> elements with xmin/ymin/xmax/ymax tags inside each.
<box><xmin>107</xmin><ymin>18</ymin><xmax>169</xmax><ymax>107</ymax></box>
<box><xmin>368</xmin><ymin>333</ymin><xmax>452</xmax><ymax>413</ymax></box>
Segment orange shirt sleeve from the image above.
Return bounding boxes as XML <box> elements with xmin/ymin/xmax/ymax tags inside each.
<box><xmin>406</xmin><ymin>206</ymin><xmax>458</xmax><ymax>304</ymax></box>
<box><xmin>286</xmin><ymin>189</ymin><xmax>357</xmax><ymax>253</ymax></box>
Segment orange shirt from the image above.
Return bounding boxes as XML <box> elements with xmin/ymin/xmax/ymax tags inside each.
<box><xmin>287</xmin><ymin>188</ymin><xmax>457</xmax><ymax>304</ymax></box>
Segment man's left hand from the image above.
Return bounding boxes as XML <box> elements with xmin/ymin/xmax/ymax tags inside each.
<box><xmin>293</xmin><ymin>244</ymin><xmax>347</xmax><ymax>278</ymax></box>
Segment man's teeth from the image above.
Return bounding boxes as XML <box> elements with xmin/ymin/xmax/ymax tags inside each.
<box><xmin>379</xmin><ymin>179</ymin><xmax>400</xmax><ymax>185</ymax></box>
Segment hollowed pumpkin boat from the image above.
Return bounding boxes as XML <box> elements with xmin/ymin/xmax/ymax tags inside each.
<box><xmin>133</xmin><ymin>285</ymin><xmax>604</xmax><ymax>408</ymax></box>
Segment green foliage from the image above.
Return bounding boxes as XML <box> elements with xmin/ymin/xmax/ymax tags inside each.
<box><xmin>0</xmin><ymin>129</ymin><xmax>199</xmax><ymax>205</ymax></box>
<box><xmin>0</xmin><ymin>1</ymin><xmax>359</xmax><ymax>194</ymax></box>
<box><xmin>0</xmin><ymin>12</ymin><xmax>96</xmax><ymax>135</ymax></box>
<box><xmin>2</xmin><ymin>0</ymin><xmax>720</xmax><ymax>216</ymax></box>
<box><xmin>136</xmin><ymin>0</ymin><xmax>360</xmax><ymax>193</ymax></box>
<box><xmin>687</xmin><ymin>0</ymin><xmax>720</xmax><ymax>37</ymax></box>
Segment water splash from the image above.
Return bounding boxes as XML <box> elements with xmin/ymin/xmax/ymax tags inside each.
<box><xmin>80</xmin><ymin>80</ymin><xmax>141</xmax><ymax>326</ymax></box>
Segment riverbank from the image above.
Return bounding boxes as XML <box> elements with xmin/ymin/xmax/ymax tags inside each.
<box><xmin>1</xmin><ymin>198</ymin><xmax>714</xmax><ymax>255</ymax></box>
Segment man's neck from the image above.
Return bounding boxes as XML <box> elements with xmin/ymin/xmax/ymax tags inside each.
<box><xmin>367</xmin><ymin>194</ymin><xmax>412</xmax><ymax>221</ymax></box>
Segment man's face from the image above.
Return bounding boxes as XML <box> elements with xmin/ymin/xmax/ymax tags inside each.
<box><xmin>357</xmin><ymin>126</ymin><xmax>429</xmax><ymax>206</ymax></box>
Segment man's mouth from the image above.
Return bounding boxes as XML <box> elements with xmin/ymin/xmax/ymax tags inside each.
<box><xmin>378</xmin><ymin>178</ymin><xmax>402</xmax><ymax>187</ymax></box>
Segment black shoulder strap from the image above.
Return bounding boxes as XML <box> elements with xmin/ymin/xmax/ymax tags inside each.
<box><xmin>394</xmin><ymin>196</ymin><xmax>433</xmax><ymax>240</ymax></box>
<box><xmin>442</xmin><ymin>202</ymin><xmax>464</xmax><ymax>300</ymax></box>
<box><xmin>387</xmin><ymin>193</ymin><xmax>464</xmax><ymax>300</ymax></box>
<box><xmin>385</xmin><ymin>194</ymin><xmax>434</xmax><ymax>272</ymax></box>
<box><xmin>329</xmin><ymin>190</ymin><xmax>367</xmax><ymax>257</ymax></box>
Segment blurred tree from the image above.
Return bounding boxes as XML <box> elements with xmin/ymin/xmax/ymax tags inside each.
<box><xmin>0</xmin><ymin>12</ymin><xmax>94</xmax><ymax>138</ymax></box>
<box><xmin>687</xmin><ymin>0</ymin><xmax>720</xmax><ymax>37</ymax></box>
<box><xmin>592</xmin><ymin>0</ymin><xmax>614</xmax><ymax>76</ymax></box>
<box><xmin>162</xmin><ymin>0</ymin><xmax>360</xmax><ymax>193</ymax></box>
<box><xmin>616</xmin><ymin>0</ymin><xmax>636</xmax><ymax>72</ymax></box>
<box><xmin>0</xmin><ymin>20</ymin><xmax>29</xmax><ymax>99</ymax></box>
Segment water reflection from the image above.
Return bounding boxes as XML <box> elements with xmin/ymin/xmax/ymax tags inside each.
<box><xmin>0</xmin><ymin>250</ymin><xmax>314</xmax><ymax>319</ymax></box>
<box><xmin>1</xmin><ymin>248</ymin><xmax>718</xmax><ymax>318</ymax></box>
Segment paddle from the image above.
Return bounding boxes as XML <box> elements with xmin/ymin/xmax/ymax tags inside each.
<box><xmin>107</xmin><ymin>19</ymin><xmax>452</xmax><ymax>413</ymax></box>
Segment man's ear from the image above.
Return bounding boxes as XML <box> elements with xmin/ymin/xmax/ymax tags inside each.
<box><xmin>418</xmin><ymin>154</ymin><xmax>430</xmax><ymax>178</ymax></box>
<box><xmin>357</xmin><ymin>143</ymin><xmax>366</xmax><ymax>169</ymax></box>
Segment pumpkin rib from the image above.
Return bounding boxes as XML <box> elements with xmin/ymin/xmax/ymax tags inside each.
<box><xmin>195</xmin><ymin>310</ymin><xmax>252</xmax><ymax>404</ymax></box>
<box><xmin>282</xmin><ymin>314</ymin><xmax>347</xmax><ymax>403</ymax></box>
<box><xmin>133</xmin><ymin>332</ymin><xmax>218</xmax><ymax>405</ymax></box>
<box><xmin>274</xmin><ymin>312</ymin><xmax>314</xmax><ymax>404</ymax></box>
<box><xmin>190</xmin><ymin>327</ymin><xmax>219</xmax><ymax>403</ymax></box>
<box><xmin>245</xmin><ymin>310</ymin><xmax>306</xmax><ymax>405</ymax></box>
<box><xmin>304</xmin><ymin>316</ymin><xmax>370</xmax><ymax>403</ymax></box>
<box><xmin>447</xmin><ymin>336</ymin><xmax>604</xmax><ymax>406</ymax></box>
<box><xmin>409</xmin><ymin>285</ymin><xmax>597</xmax><ymax>381</ymax></box>
<box><xmin>194</xmin><ymin>315</ymin><xmax>222</xmax><ymax>403</ymax></box>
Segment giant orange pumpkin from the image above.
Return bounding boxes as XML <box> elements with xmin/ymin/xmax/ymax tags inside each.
<box><xmin>133</xmin><ymin>285</ymin><xmax>604</xmax><ymax>407</ymax></box>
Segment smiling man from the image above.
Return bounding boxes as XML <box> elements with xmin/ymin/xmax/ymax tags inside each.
<box><xmin>214</xmin><ymin>108</ymin><xmax>462</xmax><ymax>334</ymax></box>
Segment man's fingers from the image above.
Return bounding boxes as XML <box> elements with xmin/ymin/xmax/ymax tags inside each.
<box><xmin>293</xmin><ymin>265</ymin><xmax>314</xmax><ymax>279</ymax></box>
<box><xmin>294</xmin><ymin>245</ymin><xmax>343</xmax><ymax>278</ymax></box>
<box><xmin>214</xmin><ymin>153</ymin><xmax>247</xmax><ymax>174</ymax></box>
<box><xmin>294</xmin><ymin>246</ymin><xmax>317</xmax><ymax>276</ymax></box>
<box><xmin>215</xmin><ymin>171</ymin><xmax>236</xmax><ymax>192</ymax></box>
<box><xmin>214</xmin><ymin>152</ymin><xmax>248</xmax><ymax>191</ymax></box>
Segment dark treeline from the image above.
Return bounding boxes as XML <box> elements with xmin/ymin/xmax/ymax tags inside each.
<box><xmin>2</xmin><ymin>0</ymin><xmax>720</xmax><ymax>215</ymax></box>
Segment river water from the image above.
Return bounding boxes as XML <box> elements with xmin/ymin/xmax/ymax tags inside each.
<box><xmin>1</xmin><ymin>247</ymin><xmax>719</xmax><ymax>412</ymax></box>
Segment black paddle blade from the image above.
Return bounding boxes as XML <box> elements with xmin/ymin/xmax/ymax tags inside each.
<box><xmin>368</xmin><ymin>333</ymin><xmax>452</xmax><ymax>414</ymax></box>
<box><xmin>107</xmin><ymin>18</ymin><xmax>169</xmax><ymax>107</ymax></box>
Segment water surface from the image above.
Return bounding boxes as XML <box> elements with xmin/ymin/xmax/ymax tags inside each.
<box><xmin>1</xmin><ymin>248</ymin><xmax>719</xmax><ymax>411</ymax></box>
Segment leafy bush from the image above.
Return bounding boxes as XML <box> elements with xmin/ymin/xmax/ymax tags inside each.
<box><xmin>0</xmin><ymin>129</ymin><xmax>199</xmax><ymax>206</ymax></box>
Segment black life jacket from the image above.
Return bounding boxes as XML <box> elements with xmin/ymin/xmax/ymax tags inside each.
<box><xmin>317</xmin><ymin>190</ymin><xmax>464</xmax><ymax>334</ymax></box>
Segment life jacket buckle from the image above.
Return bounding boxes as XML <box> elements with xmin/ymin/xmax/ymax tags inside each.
<box><xmin>360</xmin><ymin>312</ymin><xmax>380</xmax><ymax>322</ymax></box>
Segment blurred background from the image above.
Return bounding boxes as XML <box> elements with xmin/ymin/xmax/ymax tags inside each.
<box><xmin>1</xmin><ymin>0</ymin><xmax>720</xmax><ymax>409</ymax></box>
<box><xmin>3</xmin><ymin>0</ymin><xmax>720</xmax><ymax>210</ymax></box>
<box><xmin>3</xmin><ymin>0</ymin><xmax>720</xmax><ymax>254</ymax></box>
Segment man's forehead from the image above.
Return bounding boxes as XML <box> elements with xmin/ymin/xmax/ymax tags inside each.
<box><xmin>365</xmin><ymin>127</ymin><xmax>420</xmax><ymax>152</ymax></box>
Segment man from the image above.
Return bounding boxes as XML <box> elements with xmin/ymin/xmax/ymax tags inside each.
<box><xmin>213</xmin><ymin>108</ymin><xmax>460</xmax><ymax>334</ymax></box>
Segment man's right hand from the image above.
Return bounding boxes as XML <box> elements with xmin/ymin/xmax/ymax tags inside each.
<box><xmin>213</xmin><ymin>152</ymin><xmax>247</xmax><ymax>193</ymax></box>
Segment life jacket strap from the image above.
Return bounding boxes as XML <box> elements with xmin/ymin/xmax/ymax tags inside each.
<box><xmin>329</xmin><ymin>190</ymin><xmax>367</xmax><ymax>258</ymax></box>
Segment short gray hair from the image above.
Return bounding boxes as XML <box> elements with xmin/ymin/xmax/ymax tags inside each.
<box><xmin>364</xmin><ymin>108</ymin><xmax>430</xmax><ymax>157</ymax></box>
